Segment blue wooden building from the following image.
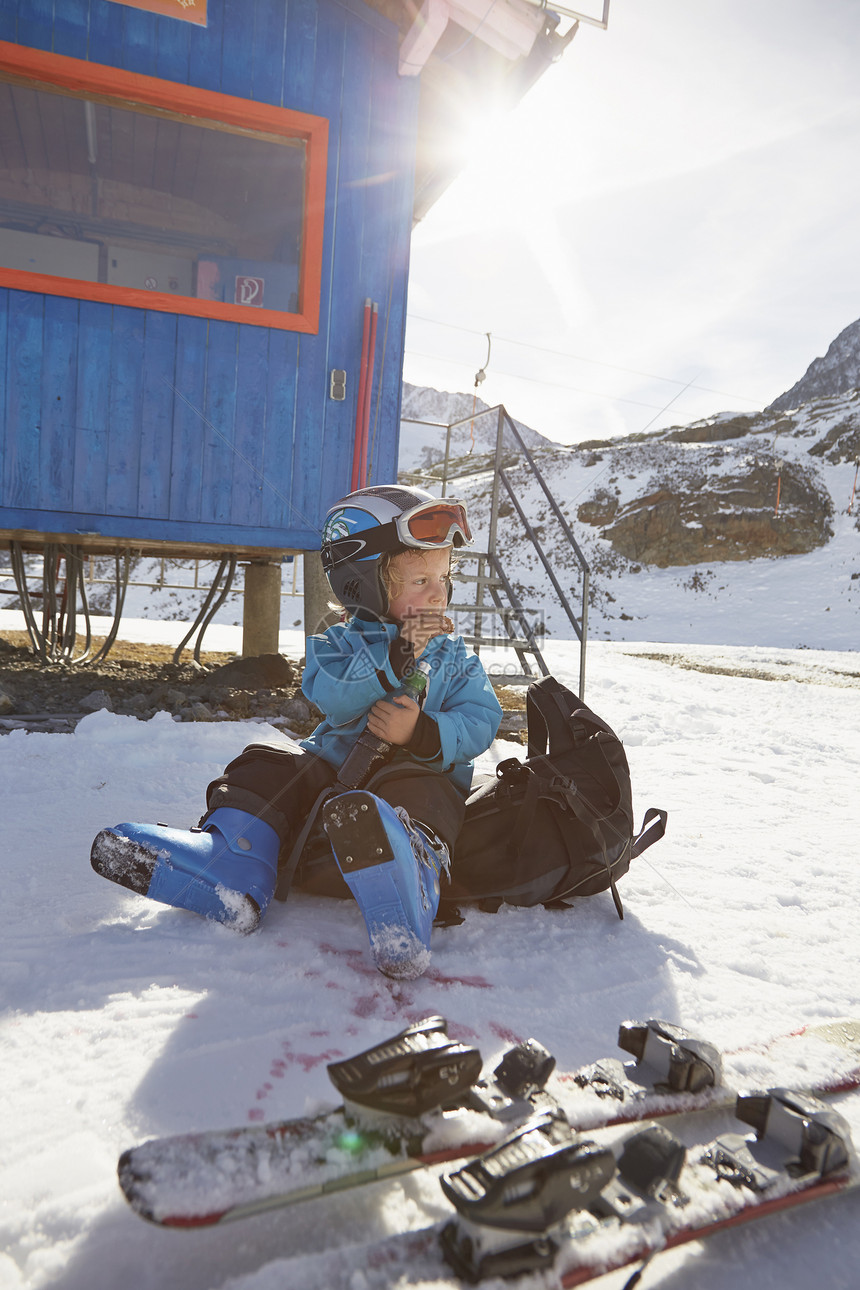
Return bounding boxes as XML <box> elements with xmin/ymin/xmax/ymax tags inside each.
<box><xmin>0</xmin><ymin>0</ymin><xmax>591</xmax><ymax>646</ymax></box>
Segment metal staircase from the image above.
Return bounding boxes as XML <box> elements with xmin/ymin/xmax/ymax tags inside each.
<box><xmin>449</xmin><ymin>547</ymin><xmax>549</xmax><ymax>684</ymax></box>
<box><xmin>400</xmin><ymin>403</ymin><xmax>590</xmax><ymax>695</ymax></box>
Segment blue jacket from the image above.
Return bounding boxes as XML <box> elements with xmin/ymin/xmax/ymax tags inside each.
<box><xmin>299</xmin><ymin>618</ymin><xmax>502</xmax><ymax>794</ymax></box>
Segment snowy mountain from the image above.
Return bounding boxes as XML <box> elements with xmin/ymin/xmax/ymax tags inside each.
<box><xmin>399</xmin><ymin>381</ymin><xmax>555</xmax><ymax>477</ymax></box>
<box><xmin>767</xmin><ymin>315</ymin><xmax>860</xmax><ymax>412</ymax></box>
<box><xmin>399</xmin><ymin>386</ymin><xmax>860</xmax><ymax>651</ymax></box>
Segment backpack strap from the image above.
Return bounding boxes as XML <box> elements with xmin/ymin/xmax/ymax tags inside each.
<box><xmin>526</xmin><ymin>676</ymin><xmax>581</xmax><ymax>758</ymax></box>
<box><xmin>526</xmin><ymin>676</ymin><xmax>613</xmax><ymax>758</ymax></box>
<box><xmin>554</xmin><ymin>777</ymin><xmax>626</xmax><ymax>920</ymax></box>
<box><xmin>507</xmin><ymin>763</ymin><xmax>545</xmax><ymax>858</ymax></box>
<box><xmin>525</xmin><ymin>685</ymin><xmax>551</xmax><ymax>759</ymax></box>
<box><xmin>274</xmin><ymin>785</ymin><xmax>333</xmax><ymax>902</ymax></box>
<box><xmin>631</xmin><ymin>807</ymin><xmax>668</xmax><ymax>857</ymax></box>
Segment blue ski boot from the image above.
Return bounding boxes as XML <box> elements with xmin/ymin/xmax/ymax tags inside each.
<box><xmin>90</xmin><ymin>807</ymin><xmax>280</xmax><ymax>933</ymax></box>
<box><xmin>322</xmin><ymin>790</ymin><xmax>449</xmax><ymax>980</ymax></box>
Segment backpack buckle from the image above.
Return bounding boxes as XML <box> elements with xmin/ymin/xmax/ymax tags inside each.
<box><xmin>496</xmin><ymin>758</ymin><xmax>530</xmax><ymax>783</ymax></box>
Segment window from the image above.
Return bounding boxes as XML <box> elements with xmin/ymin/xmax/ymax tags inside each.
<box><xmin>0</xmin><ymin>43</ymin><xmax>327</xmax><ymax>332</ymax></box>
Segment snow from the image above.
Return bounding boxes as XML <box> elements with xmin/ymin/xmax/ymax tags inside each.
<box><xmin>399</xmin><ymin>386</ymin><xmax>860</xmax><ymax>651</ymax></box>
<box><xmin>1</xmin><ymin>608</ymin><xmax>860</xmax><ymax>1290</ymax></box>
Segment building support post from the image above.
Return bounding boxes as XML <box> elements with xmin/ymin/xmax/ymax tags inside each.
<box><xmin>242</xmin><ymin>560</ymin><xmax>282</xmax><ymax>657</ymax></box>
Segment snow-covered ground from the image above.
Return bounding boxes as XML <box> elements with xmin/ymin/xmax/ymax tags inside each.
<box><xmin>1</xmin><ymin>610</ymin><xmax>859</xmax><ymax>1290</ymax></box>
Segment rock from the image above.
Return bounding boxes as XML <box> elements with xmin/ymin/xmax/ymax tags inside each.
<box><xmin>80</xmin><ymin>690</ymin><xmax>114</xmax><ymax>713</ymax></box>
<box><xmin>577</xmin><ymin>491</ymin><xmax>618</xmax><ymax>526</ymax></box>
<box><xmin>220</xmin><ymin>692</ymin><xmax>252</xmax><ymax>715</ymax></box>
<box><xmin>601</xmin><ymin>461</ymin><xmax>833</xmax><ymax>567</ymax></box>
<box><xmin>664</xmin><ymin>415</ymin><xmax>761</xmax><ymax>444</ymax></box>
<box><xmin>204</xmin><ymin>685</ymin><xmax>229</xmax><ymax>701</ymax></box>
<box><xmin>280</xmin><ymin>696</ymin><xmax>313</xmax><ymax>723</ymax></box>
<box><xmin>498</xmin><ymin>711</ymin><xmax>527</xmax><ymax>736</ymax></box>
<box><xmin>767</xmin><ymin>317</ymin><xmax>860</xmax><ymax>411</ymax></box>
<box><xmin>123</xmin><ymin>693</ymin><xmax>152</xmax><ymax>712</ymax></box>
<box><xmin>207</xmin><ymin>653</ymin><xmax>296</xmax><ymax>690</ymax></box>
<box><xmin>809</xmin><ymin>419</ymin><xmax>860</xmax><ymax>465</ymax></box>
<box><xmin>0</xmin><ymin>687</ymin><xmax>15</xmax><ymax>715</ymax></box>
<box><xmin>189</xmin><ymin>702</ymin><xmax>215</xmax><ymax>721</ymax></box>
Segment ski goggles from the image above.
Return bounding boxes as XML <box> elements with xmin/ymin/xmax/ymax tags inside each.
<box><xmin>394</xmin><ymin>499</ymin><xmax>472</xmax><ymax>549</ymax></box>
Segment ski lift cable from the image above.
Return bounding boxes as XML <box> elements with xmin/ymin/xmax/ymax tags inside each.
<box><xmin>406</xmin><ymin>346</ymin><xmax>676</xmax><ymax>412</ymax></box>
<box><xmin>406</xmin><ymin>313</ymin><xmax>766</xmax><ymax>406</ymax></box>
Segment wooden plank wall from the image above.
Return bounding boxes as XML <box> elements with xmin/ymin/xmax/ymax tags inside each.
<box><xmin>0</xmin><ymin>0</ymin><xmax>419</xmax><ymax>550</ymax></box>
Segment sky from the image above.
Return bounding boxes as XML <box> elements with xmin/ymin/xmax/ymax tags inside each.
<box><xmin>403</xmin><ymin>0</ymin><xmax>860</xmax><ymax>444</ymax></box>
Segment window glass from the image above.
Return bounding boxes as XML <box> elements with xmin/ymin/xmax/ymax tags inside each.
<box><xmin>0</xmin><ymin>72</ymin><xmax>307</xmax><ymax>317</ymax></box>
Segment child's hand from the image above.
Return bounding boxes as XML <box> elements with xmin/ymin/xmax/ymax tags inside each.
<box><xmin>366</xmin><ymin>694</ymin><xmax>420</xmax><ymax>746</ymax></box>
<box><xmin>399</xmin><ymin>611</ymin><xmax>454</xmax><ymax>657</ymax></box>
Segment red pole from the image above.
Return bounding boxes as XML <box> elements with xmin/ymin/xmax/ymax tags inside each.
<box><xmin>351</xmin><ymin>299</ymin><xmax>372</xmax><ymax>491</ymax></box>
<box><xmin>359</xmin><ymin>302</ymin><xmax>378</xmax><ymax>488</ymax></box>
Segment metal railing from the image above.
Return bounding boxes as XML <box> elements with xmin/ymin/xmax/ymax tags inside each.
<box><xmin>0</xmin><ymin>553</ymin><xmax>305</xmax><ymax>602</ymax></box>
<box><xmin>401</xmin><ymin>402</ymin><xmax>590</xmax><ymax>695</ymax></box>
<box><xmin>0</xmin><ymin>551</ymin><xmax>305</xmax><ymax>666</ymax></box>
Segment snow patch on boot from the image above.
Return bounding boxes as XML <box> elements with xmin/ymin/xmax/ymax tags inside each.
<box><xmin>369</xmin><ymin>925</ymin><xmax>431</xmax><ymax>981</ymax></box>
<box><xmin>214</xmin><ymin>884</ymin><xmax>262</xmax><ymax>935</ymax></box>
<box><xmin>91</xmin><ymin>829</ymin><xmax>160</xmax><ymax>894</ymax></box>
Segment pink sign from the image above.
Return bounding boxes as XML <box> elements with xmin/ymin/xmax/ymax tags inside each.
<box><xmin>235</xmin><ymin>276</ymin><xmax>265</xmax><ymax>308</ymax></box>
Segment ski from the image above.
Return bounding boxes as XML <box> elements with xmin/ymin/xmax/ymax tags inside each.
<box><xmin>265</xmin><ymin>1085</ymin><xmax>859</xmax><ymax>1289</ymax></box>
<box><xmin>117</xmin><ymin>1015</ymin><xmax>860</xmax><ymax>1229</ymax></box>
<box><xmin>438</xmin><ymin>1084</ymin><xmax>858</xmax><ymax>1285</ymax></box>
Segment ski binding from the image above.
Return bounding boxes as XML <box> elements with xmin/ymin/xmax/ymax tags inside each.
<box><xmin>439</xmin><ymin>1087</ymin><xmax>853</xmax><ymax>1282</ymax></box>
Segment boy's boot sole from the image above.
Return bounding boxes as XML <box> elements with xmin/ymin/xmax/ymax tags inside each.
<box><xmin>322</xmin><ymin>790</ymin><xmax>438</xmax><ymax>980</ymax></box>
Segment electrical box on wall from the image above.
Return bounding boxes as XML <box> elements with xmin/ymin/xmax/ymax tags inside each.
<box><xmin>0</xmin><ymin>226</ymin><xmax>99</xmax><ymax>280</ymax></box>
<box><xmin>106</xmin><ymin>246</ymin><xmax>193</xmax><ymax>294</ymax></box>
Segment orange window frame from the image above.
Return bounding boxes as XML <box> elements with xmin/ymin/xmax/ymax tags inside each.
<box><xmin>0</xmin><ymin>41</ymin><xmax>328</xmax><ymax>334</ymax></box>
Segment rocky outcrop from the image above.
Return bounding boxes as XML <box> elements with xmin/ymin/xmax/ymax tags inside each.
<box><xmin>599</xmin><ymin>460</ymin><xmax>832</xmax><ymax>567</ymax></box>
<box><xmin>0</xmin><ymin>635</ymin><xmax>318</xmax><ymax>732</ymax></box>
<box><xmin>576</xmin><ymin>490</ymin><xmax>618</xmax><ymax>526</ymax></box>
<box><xmin>808</xmin><ymin>416</ymin><xmax>860</xmax><ymax>465</ymax></box>
<box><xmin>767</xmin><ymin>317</ymin><xmax>860</xmax><ymax>412</ymax></box>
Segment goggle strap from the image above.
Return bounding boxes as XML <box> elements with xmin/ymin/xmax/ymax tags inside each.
<box><xmin>321</xmin><ymin>523</ymin><xmax>401</xmax><ymax>568</ymax></box>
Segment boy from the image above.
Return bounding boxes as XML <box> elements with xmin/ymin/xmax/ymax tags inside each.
<box><xmin>91</xmin><ymin>486</ymin><xmax>502</xmax><ymax>980</ymax></box>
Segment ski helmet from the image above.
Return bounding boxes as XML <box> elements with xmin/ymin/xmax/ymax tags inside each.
<box><xmin>320</xmin><ymin>485</ymin><xmax>472</xmax><ymax>618</ymax></box>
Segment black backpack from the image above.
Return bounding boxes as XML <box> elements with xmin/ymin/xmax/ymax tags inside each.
<box><xmin>447</xmin><ymin>676</ymin><xmax>666</xmax><ymax>918</ymax></box>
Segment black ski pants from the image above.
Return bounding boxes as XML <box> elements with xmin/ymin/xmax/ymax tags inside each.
<box><xmin>204</xmin><ymin>740</ymin><xmax>466</xmax><ymax>899</ymax></box>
